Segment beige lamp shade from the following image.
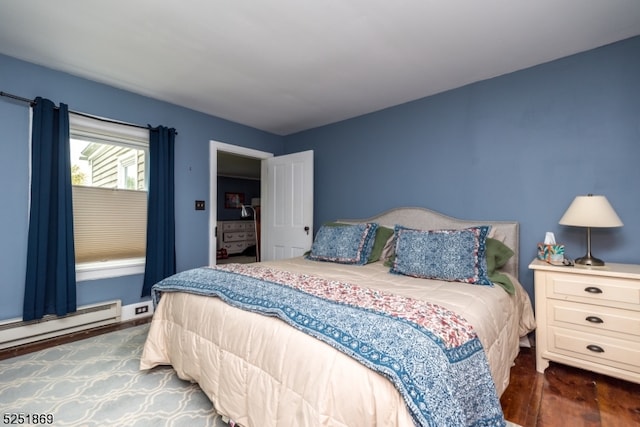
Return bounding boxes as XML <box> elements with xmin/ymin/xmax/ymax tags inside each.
<box><xmin>559</xmin><ymin>195</ymin><xmax>623</xmax><ymax>228</ymax></box>
<box><xmin>558</xmin><ymin>194</ymin><xmax>622</xmax><ymax>266</ymax></box>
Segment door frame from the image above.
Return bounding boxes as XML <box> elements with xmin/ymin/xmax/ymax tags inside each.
<box><xmin>209</xmin><ymin>140</ymin><xmax>273</xmax><ymax>266</ymax></box>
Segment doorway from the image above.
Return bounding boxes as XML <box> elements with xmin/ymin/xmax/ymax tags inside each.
<box><xmin>209</xmin><ymin>141</ymin><xmax>273</xmax><ymax>266</ymax></box>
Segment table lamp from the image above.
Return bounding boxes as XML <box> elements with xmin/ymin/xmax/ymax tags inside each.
<box><xmin>558</xmin><ymin>194</ymin><xmax>623</xmax><ymax>266</ymax></box>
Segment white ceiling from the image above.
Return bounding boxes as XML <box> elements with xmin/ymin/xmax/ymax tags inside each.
<box><xmin>1</xmin><ymin>1</ymin><xmax>639</xmax><ymax>135</ymax></box>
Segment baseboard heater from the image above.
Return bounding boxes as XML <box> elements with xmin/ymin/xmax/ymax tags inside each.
<box><xmin>0</xmin><ymin>300</ymin><xmax>122</xmax><ymax>350</ymax></box>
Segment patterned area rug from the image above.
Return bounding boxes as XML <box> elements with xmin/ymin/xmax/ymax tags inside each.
<box><xmin>0</xmin><ymin>324</ymin><xmax>226</xmax><ymax>427</ymax></box>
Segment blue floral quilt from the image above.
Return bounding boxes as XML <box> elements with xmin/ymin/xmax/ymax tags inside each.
<box><xmin>151</xmin><ymin>264</ymin><xmax>506</xmax><ymax>427</ymax></box>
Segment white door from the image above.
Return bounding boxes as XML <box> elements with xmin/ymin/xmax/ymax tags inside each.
<box><xmin>261</xmin><ymin>150</ymin><xmax>313</xmax><ymax>261</ymax></box>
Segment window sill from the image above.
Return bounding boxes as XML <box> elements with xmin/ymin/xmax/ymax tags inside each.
<box><xmin>76</xmin><ymin>257</ymin><xmax>145</xmax><ymax>282</ymax></box>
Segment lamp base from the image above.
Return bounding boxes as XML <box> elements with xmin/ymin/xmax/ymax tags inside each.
<box><xmin>575</xmin><ymin>254</ymin><xmax>605</xmax><ymax>267</ymax></box>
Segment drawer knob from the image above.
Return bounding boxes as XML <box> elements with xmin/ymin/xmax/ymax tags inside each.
<box><xmin>586</xmin><ymin>344</ymin><xmax>605</xmax><ymax>353</ymax></box>
<box><xmin>584</xmin><ymin>286</ymin><xmax>603</xmax><ymax>294</ymax></box>
<box><xmin>585</xmin><ymin>316</ymin><xmax>604</xmax><ymax>324</ymax></box>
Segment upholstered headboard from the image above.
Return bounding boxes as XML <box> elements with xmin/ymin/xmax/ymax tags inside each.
<box><xmin>338</xmin><ymin>207</ymin><xmax>520</xmax><ymax>280</ymax></box>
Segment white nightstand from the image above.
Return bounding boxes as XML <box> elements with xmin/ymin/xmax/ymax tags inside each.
<box><xmin>529</xmin><ymin>259</ymin><xmax>640</xmax><ymax>383</ymax></box>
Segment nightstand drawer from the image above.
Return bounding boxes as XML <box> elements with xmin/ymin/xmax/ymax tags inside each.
<box><xmin>224</xmin><ymin>232</ymin><xmax>248</xmax><ymax>242</ymax></box>
<box><xmin>548</xmin><ymin>299</ymin><xmax>640</xmax><ymax>338</ymax></box>
<box><xmin>221</xmin><ymin>241</ymin><xmax>249</xmax><ymax>253</ymax></box>
<box><xmin>549</xmin><ymin>326</ymin><xmax>640</xmax><ymax>372</ymax></box>
<box><xmin>224</xmin><ymin>232</ymin><xmax>256</xmax><ymax>242</ymax></box>
<box><xmin>547</xmin><ymin>272</ymin><xmax>640</xmax><ymax>309</ymax></box>
<box><xmin>222</xmin><ymin>222</ymin><xmax>245</xmax><ymax>232</ymax></box>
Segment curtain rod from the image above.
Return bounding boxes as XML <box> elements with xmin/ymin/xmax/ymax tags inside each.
<box><xmin>0</xmin><ymin>90</ymin><xmax>173</xmax><ymax>133</ymax></box>
<box><xmin>0</xmin><ymin>91</ymin><xmax>35</xmax><ymax>105</ymax></box>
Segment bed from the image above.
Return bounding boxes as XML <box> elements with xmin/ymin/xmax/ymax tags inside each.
<box><xmin>140</xmin><ymin>207</ymin><xmax>536</xmax><ymax>426</ymax></box>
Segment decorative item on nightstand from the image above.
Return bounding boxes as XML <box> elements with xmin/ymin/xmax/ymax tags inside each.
<box><xmin>558</xmin><ymin>194</ymin><xmax>623</xmax><ymax>266</ymax></box>
<box><xmin>537</xmin><ymin>231</ymin><xmax>565</xmax><ymax>264</ymax></box>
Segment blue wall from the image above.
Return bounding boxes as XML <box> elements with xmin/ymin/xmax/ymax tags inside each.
<box><xmin>217</xmin><ymin>176</ymin><xmax>261</xmax><ymax>221</ymax></box>
<box><xmin>2</xmin><ymin>36</ymin><xmax>639</xmax><ymax>319</ymax></box>
<box><xmin>0</xmin><ymin>54</ymin><xmax>284</xmax><ymax>320</ymax></box>
<box><xmin>284</xmin><ymin>36</ymin><xmax>640</xmax><ymax>298</ymax></box>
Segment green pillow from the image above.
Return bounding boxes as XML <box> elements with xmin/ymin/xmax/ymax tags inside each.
<box><xmin>368</xmin><ymin>225</ymin><xmax>394</xmax><ymax>263</ymax></box>
<box><xmin>486</xmin><ymin>237</ymin><xmax>514</xmax><ymax>272</ymax></box>
<box><xmin>485</xmin><ymin>237</ymin><xmax>515</xmax><ymax>295</ymax></box>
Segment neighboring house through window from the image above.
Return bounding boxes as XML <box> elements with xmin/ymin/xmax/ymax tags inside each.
<box><xmin>69</xmin><ymin>113</ymin><xmax>149</xmax><ymax>281</ymax></box>
<box><xmin>118</xmin><ymin>153</ymin><xmax>138</xmax><ymax>190</ymax></box>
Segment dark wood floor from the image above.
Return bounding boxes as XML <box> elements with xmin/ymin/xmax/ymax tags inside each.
<box><xmin>500</xmin><ymin>347</ymin><xmax>640</xmax><ymax>427</ymax></box>
<box><xmin>2</xmin><ymin>323</ymin><xmax>639</xmax><ymax>426</ymax></box>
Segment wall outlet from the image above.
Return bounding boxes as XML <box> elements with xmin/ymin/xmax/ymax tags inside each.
<box><xmin>135</xmin><ymin>305</ymin><xmax>149</xmax><ymax>315</ymax></box>
<box><xmin>121</xmin><ymin>302</ymin><xmax>154</xmax><ymax>321</ymax></box>
<box><xmin>195</xmin><ymin>200</ymin><xmax>205</xmax><ymax>210</ymax></box>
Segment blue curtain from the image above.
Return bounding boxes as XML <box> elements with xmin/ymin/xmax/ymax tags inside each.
<box><xmin>23</xmin><ymin>97</ymin><xmax>76</xmax><ymax>321</ymax></box>
<box><xmin>142</xmin><ymin>126</ymin><xmax>177</xmax><ymax>296</ymax></box>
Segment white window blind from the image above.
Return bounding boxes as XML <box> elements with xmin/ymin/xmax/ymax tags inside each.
<box><xmin>72</xmin><ymin>186</ymin><xmax>147</xmax><ymax>263</ymax></box>
<box><xmin>69</xmin><ymin>113</ymin><xmax>149</xmax><ymax>266</ymax></box>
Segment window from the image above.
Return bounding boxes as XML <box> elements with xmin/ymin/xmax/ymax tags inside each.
<box><xmin>69</xmin><ymin>113</ymin><xmax>149</xmax><ymax>280</ymax></box>
<box><xmin>118</xmin><ymin>154</ymin><xmax>138</xmax><ymax>190</ymax></box>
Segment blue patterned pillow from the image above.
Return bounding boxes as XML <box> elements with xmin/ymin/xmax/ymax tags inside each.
<box><xmin>390</xmin><ymin>225</ymin><xmax>493</xmax><ymax>286</ymax></box>
<box><xmin>307</xmin><ymin>223</ymin><xmax>378</xmax><ymax>265</ymax></box>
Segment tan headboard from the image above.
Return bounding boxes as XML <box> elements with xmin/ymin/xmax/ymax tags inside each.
<box><xmin>338</xmin><ymin>206</ymin><xmax>520</xmax><ymax>280</ymax></box>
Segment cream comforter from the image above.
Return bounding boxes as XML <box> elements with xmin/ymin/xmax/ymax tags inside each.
<box><xmin>140</xmin><ymin>257</ymin><xmax>536</xmax><ymax>427</ymax></box>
